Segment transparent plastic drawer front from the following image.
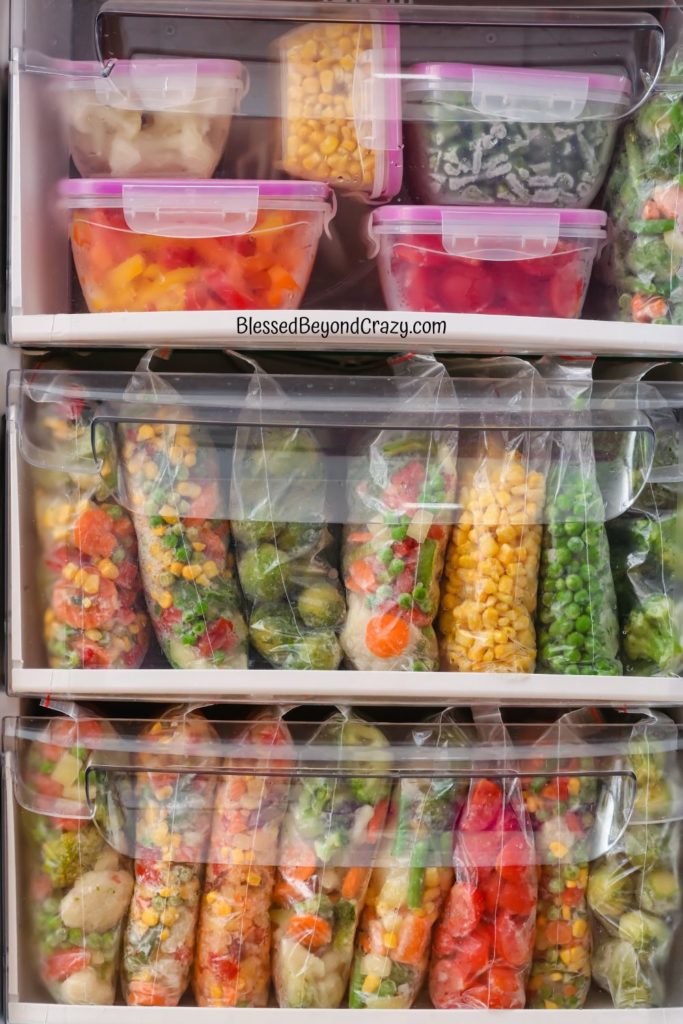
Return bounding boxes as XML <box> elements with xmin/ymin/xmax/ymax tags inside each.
<box><xmin>4</xmin><ymin>710</ymin><xmax>683</xmax><ymax>1016</ymax></box>
<box><xmin>7</xmin><ymin>368</ymin><xmax>682</xmax><ymax>702</ymax></box>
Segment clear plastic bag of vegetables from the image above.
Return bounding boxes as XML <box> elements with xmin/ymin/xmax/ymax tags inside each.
<box><xmin>272</xmin><ymin>709</ymin><xmax>392</xmax><ymax>1008</ymax></box>
<box><xmin>193</xmin><ymin>709</ymin><xmax>294</xmax><ymax>1007</ymax></box>
<box><xmin>230</xmin><ymin>355</ymin><xmax>346</xmax><ymax>670</ymax></box>
<box><xmin>603</xmin><ymin>44</ymin><xmax>683</xmax><ymax>324</ymax></box>
<box><xmin>349</xmin><ymin>709</ymin><xmax>470</xmax><ymax>1009</ymax></box>
<box><xmin>520</xmin><ymin>708</ymin><xmax>603</xmax><ymax>1009</ymax></box>
<box><xmin>341</xmin><ymin>355</ymin><xmax>457</xmax><ymax>672</ymax></box>
<box><xmin>20</xmin><ymin>704</ymin><xmax>134</xmax><ymax>1005</ymax></box>
<box><xmin>536</xmin><ymin>359</ymin><xmax>622</xmax><ymax>676</ymax></box>
<box><xmin>429</xmin><ymin>707</ymin><xmax>537</xmax><ymax>1010</ymax></box>
<box><xmin>438</xmin><ymin>357</ymin><xmax>548</xmax><ymax>674</ymax></box>
<box><xmin>29</xmin><ymin>375</ymin><xmax>150</xmax><ymax>670</ymax></box>
<box><xmin>588</xmin><ymin>710</ymin><xmax>682</xmax><ymax>1009</ymax></box>
<box><xmin>118</xmin><ymin>351</ymin><xmax>248</xmax><ymax>669</ymax></box>
<box><xmin>122</xmin><ymin>705</ymin><xmax>220</xmax><ymax>1007</ymax></box>
<box><xmin>605</xmin><ymin>365</ymin><xmax>683</xmax><ymax>676</ymax></box>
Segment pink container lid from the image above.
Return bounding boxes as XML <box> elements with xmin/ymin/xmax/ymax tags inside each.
<box><xmin>59</xmin><ymin>178</ymin><xmax>331</xmax><ymax>201</ymax></box>
<box><xmin>373</xmin><ymin>206</ymin><xmax>607</xmax><ymax>227</ymax></box>
<box><xmin>375</xmin><ymin>24</ymin><xmax>403</xmax><ymax>202</ymax></box>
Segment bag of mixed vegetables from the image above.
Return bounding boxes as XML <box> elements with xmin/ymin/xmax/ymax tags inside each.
<box><xmin>604</xmin><ymin>43</ymin><xmax>683</xmax><ymax>324</ymax></box>
<box><xmin>341</xmin><ymin>355</ymin><xmax>457</xmax><ymax>672</ymax></box>
<box><xmin>429</xmin><ymin>707</ymin><xmax>537</xmax><ymax>1010</ymax></box>
<box><xmin>605</xmin><ymin>366</ymin><xmax>682</xmax><ymax>676</ymax></box>
<box><xmin>536</xmin><ymin>359</ymin><xmax>622</xmax><ymax>676</ymax></box>
<box><xmin>193</xmin><ymin>710</ymin><xmax>294</xmax><ymax>1007</ymax></box>
<box><xmin>589</xmin><ymin>710</ymin><xmax>682</xmax><ymax>1008</ymax></box>
<box><xmin>21</xmin><ymin>704</ymin><xmax>134</xmax><ymax>1005</ymax></box>
<box><xmin>520</xmin><ymin>708</ymin><xmax>603</xmax><ymax>1009</ymax></box>
<box><xmin>119</xmin><ymin>351</ymin><xmax>248</xmax><ymax>669</ymax></box>
<box><xmin>230</xmin><ymin>355</ymin><xmax>345</xmax><ymax>670</ymax></box>
<box><xmin>438</xmin><ymin>357</ymin><xmax>548</xmax><ymax>673</ymax></box>
<box><xmin>272</xmin><ymin>709</ymin><xmax>392</xmax><ymax>1008</ymax></box>
<box><xmin>349</xmin><ymin>709</ymin><xmax>470</xmax><ymax>1009</ymax></box>
<box><xmin>30</xmin><ymin>375</ymin><xmax>150</xmax><ymax>670</ymax></box>
<box><xmin>122</xmin><ymin>706</ymin><xmax>220</xmax><ymax>1007</ymax></box>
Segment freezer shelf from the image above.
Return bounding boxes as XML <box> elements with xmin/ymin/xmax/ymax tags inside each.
<box><xmin>8</xmin><ymin>367</ymin><xmax>681</xmax><ymax>701</ymax></box>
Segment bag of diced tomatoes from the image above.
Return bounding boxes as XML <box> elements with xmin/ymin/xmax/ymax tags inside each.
<box><xmin>429</xmin><ymin>708</ymin><xmax>537</xmax><ymax>1009</ymax></box>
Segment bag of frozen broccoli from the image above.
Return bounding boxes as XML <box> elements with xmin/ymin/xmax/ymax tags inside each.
<box><xmin>536</xmin><ymin>358</ymin><xmax>622</xmax><ymax>676</ymax></box>
<box><xmin>605</xmin><ymin>364</ymin><xmax>682</xmax><ymax>676</ymax></box>
<box><xmin>118</xmin><ymin>351</ymin><xmax>248</xmax><ymax>669</ymax></box>
<box><xmin>588</xmin><ymin>710</ymin><xmax>682</xmax><ymax>1009</ymax></box>
<box><xmin>341</xmin><ymin>355</ymin><xmax>457</xmax><ymax>672</ymax></box>
<box><xmin>230</xmin><ymin>354</ymin><xmax>346</xmax><ymax>670</ymax></box>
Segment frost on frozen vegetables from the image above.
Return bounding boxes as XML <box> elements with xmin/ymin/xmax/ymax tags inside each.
<box><xmin>272</xmin><ymin>712</ymin><xmax>391</xmax><ymax>1007</ymax></box>
<box><xmin>23</xmin><ymin>716</ymin><xmax>133</xmax><ymax>1005</ymax></box>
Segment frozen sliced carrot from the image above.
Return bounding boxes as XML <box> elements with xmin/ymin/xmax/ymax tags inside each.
<box><xmin>286</xmin><ymin>914</ymin><xmax>332</xmax><ymax>949</ymax></box>
<box><xmin>366</xmin><ymin>613</ymin><xmax>410</xmax><ymax>659</ymax></box>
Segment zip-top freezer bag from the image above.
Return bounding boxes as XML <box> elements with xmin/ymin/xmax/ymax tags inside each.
<box><xmin>21</xmin><ymin>706</ymin><xmax>134</xmax><ymax>1004</ymax></box>
<box><xmin>536</xmin><ymin>359</ymin><xmax>622</xmax><ymax>676</ymax></box>
<box><xmin>429</xmin><ymin>708</ymin><xmax>537</xmax><ymax>1009</ymax></box>
<box><xmin>603</xmin><ymin>43</ymin><xmax>683</xmax><ymax>324</ymax></box>
<box><xmin>521</xmin><ymin>709</ymin><xmax>602</xmax><ymax>1009</ymax></box>
<box><xmin>30</xmin><ymin>377</ymin><xmax>150</xmax><ymax>670</ymax></box>
<box><xmin>118</xmin><ymin>352</ymin><xmax>248</xmax><ymax>669</ymax></box>
<box><xmin>193</xmin><ymin>710</ymin><xmax>294</xmax><ymax>1007</ymax></box>
<box><xmin>438</xmin><ymin>358</ymin><xmax>548</xmax><ymax>673</ymax></box>
<box><xmin>272</xmin><ymin>709</ymin><xmax>392</xmax><ymax>1008</ymax></box>
<box><xmin>341</xmin><ymin>355</ymin><xmax>457</xmax><ymax>672</ymax></box>
<box><xmin>589</xmin><ymin>710</ymin><xmax>682</xmax><ymax>1008</ymax></box>
<box><xmin>231</xmin><ymin>355</ymin><xmax>346</xmax><ymax>670</ymax></box>
<box><xmin>606</xmin><ymin>365</ymin><xmax>683</xmax><ymax>676</ymax></box>
<box><xmin>349</xmin><ymin>709</ymin><xmax>470</xmax><ymax>1009</ymax></box>
<box><xmin>122</xmin><ymin>706</ymin><xmax>220</xmax><ymax>1006</ymax></box>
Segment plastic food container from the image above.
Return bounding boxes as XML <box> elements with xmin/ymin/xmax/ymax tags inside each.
<box><xmin>54</xmin><ymin>58</ymin><xmax>248</xmax><ymax>178</ymax></box>
<box><xmin>370</xmin><ymin>206</ymin><xmax>608</xmax><ymax>318</ymax></box>
<box><xmin>277</xmin><ymin>22</ymin><xmax>402</xmax><ymax>200</ymax></box>
<box><xmin>60</xmin><ymin>178</ymin><xmax>334</xmax><ymax>313</ymax></box>
<box><xmin>403</xmin><ymin>62</ymin><xmax>631</xmax><ymax>208</ymax></box>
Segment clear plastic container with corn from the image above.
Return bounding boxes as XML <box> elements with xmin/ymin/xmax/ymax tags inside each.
<box><xmin>276</xmin><ymin>22</ymin><xmax>402</xmax><ymax>200</ymax></box>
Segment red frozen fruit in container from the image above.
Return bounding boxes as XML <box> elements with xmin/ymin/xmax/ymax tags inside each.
<box><xmin>369</xmin><ymin>206</ymin><xmax>607</xmax><ymax>318</ymax></box>
<box><xmin>59</xmin><ymin>178</ymin><xmax>334</xmax><ymax>313</ymax></box>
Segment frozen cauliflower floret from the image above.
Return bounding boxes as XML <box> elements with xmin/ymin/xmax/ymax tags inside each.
<box><xmin>108</xmin><ymin>134</ymin><xmax>145</xmax><ymax>175</ymax></box>
<box><xmin>61</xmin><ymin>967</ymin><xmax>115</xmax><ymax>1006</ymax></box>
<box><xmin>60</xmin><ymin>867</ymin><xmax>134</xmax><ymax>932</ymax></box>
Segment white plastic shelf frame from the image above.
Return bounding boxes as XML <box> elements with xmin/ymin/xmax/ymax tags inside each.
<box><xmin>7</xmin><ymin>0</ymin><xmax>683</xmax><ymax>355</ymax></box>
<box><xmin>7</xmin><ymin>368</ymin><xmax>682</xmax><ymax>704</ymax></box>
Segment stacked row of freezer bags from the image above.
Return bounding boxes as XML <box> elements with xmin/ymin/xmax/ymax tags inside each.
<box><xmin>33</xmin><ymin>354</ymin><xmax>682</xmax><ymax>676</ymax></box>
<box><xmin>51</xmin><ymin>22</ymin><xmax>683</xmax><ymax>322</ymax></box>
<box><xmin>18</xmin><ymin>702</ymin><xmax>682</xmax><ymax>1010</ymax></box>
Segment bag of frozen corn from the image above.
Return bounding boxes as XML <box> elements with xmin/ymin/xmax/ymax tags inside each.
<box><xmin>350</xmin><ymin>708</ymin><xmax>470</xmax><ymax>1008</ymax></box>
<box><xmin>118</xmin><ymin>351</ymin><xmax>248</xmax><ymax>669</ymax></box>
<box><xmin>21</xmin><ymin>705</ymin><xmax>134</xmax><ymax>1005</ymax></box>
<box><xmin>231</xmin><ymin>354</ymin><xmax>346</xmax><ymax>670</ymax></box>
<box><xmin>193</xmin><ymin>710</ymin><xmax>294</xmax><ymax>1007</ymax></box>
<box><xmin>589</xmin><ymin>710</ymin><xmax>682</xmax><ymax>1008</ymax></box>
<box><xmin>272</xmin><ymin>709</ymin><xmax>391</xmax><ymax>1008</ymax></box>
<box><xmin>30</xmin><ymin>375</ymin><xmax>150</xmax><ymax>669</ymax></box>
<box><xmin>438</xmin><ymin>357</ymin><xmax>549</xmax><ymax>673</ymax></box>
<box><xmin>341</xmin><ymin>355</ymin><xmax>457</xmax><ymax>672</ymax></box>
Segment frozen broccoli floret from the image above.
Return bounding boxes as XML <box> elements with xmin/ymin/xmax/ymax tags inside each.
<box><xmin>238</xmin><ymin>543</ymin><xmax>286</xmax><ymax>602</ymax></box>
<box><xmin>628</xmin><ymin>734</ymin><xmax>667</xmax><ymax>785</ymax></box>
<box><xmin>626</xmin><ymin>237</ymin><xmax>674</xmax><ymax>282</ymax></box>
<box><xmin>641</xmin><ymin>867</ymin><xmax>681</xmax><ymax>916</ymax></box>
<box><xmin>297</xmin><ymin>582</ymin><xmax>346</xmax><ymax>629</ymax></box>
<box><xmin>232</xmin><ymin>519</ymin><xmax>275</xmax><ymax>545</ymax></box>
<box><xmin>619</xmin><ymin>909</ymin><xmax>672</xmax><ymax>959</ymax></box>
<box><xmin>42</xmin><ymin>824</ymin><xmax>105</xmax><ymax>888</ymax></box>
<box><xmin>349</xmin><ymin>775</ymin><xmax>390</xmax><ymax>807</ymax></box>
<box><xmin>588</xmin><ymin>858</ymin><xmax>635</xmax><ymax>921</ymax></box>
<box><xmin>634</xmin><ymin>779</ymin><xmax>674</xmax><ymax>820</ymax></box>
<box><xmin>624</xmin><ymin>595</ymin><xmax>683</xmax><ymax>675</ymax></box>
<box><xmin>624</xmin><ymin>824</ymin><xmax>673</xmax><ymax>869</ymax></box>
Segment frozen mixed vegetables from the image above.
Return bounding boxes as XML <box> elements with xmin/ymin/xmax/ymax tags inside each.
<box><xmin>272</xmin><ymin>712</ymin><xmax>391</xmax><ymax>1008</ymax></box>
<box><xmin>121</xmin><ymin>418</ymin><xmax>248</xmax><ymax>669</ymax></box>
<box><xmin>349</xmin><ymin>711</ymin><xmax>469</xmax><ymax>1008</ymax></box>
<box><xmin>232</xmin><ymin>423</ymin><xmax>345</xmax><ymax>670</ymax></box>
<box><xmin>23</xmin><ymin>716</ymin><xmax>133</xmax><ymax>1005</ymax></box>
<box><xmin>193</xmin><ymin>714</ymin><xmax>293</xmax><ymax>1007</ymax></box>
<box><xmin>34</xmin><ymin>398</ymin><xmax>150</xmax><ymax>670</ymax></box>
<box><xmin>122</xmin><ymin>708</ymin><xmax>219</xmax><ymax>1006</ymax></box>
<box><xmin>605</xmin><ymin>48</ymin><xmax>683</xmax><ymax>324</ymax></box>
<box><xmin>589</xmin><ymin>713</ymin><xmax>681</xmax><ymax>1008</ymax></box>
<box><xmin>429</xmin><ymin>776</ymin><xmax>537</xmax><ymax>1008</ymax></box>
